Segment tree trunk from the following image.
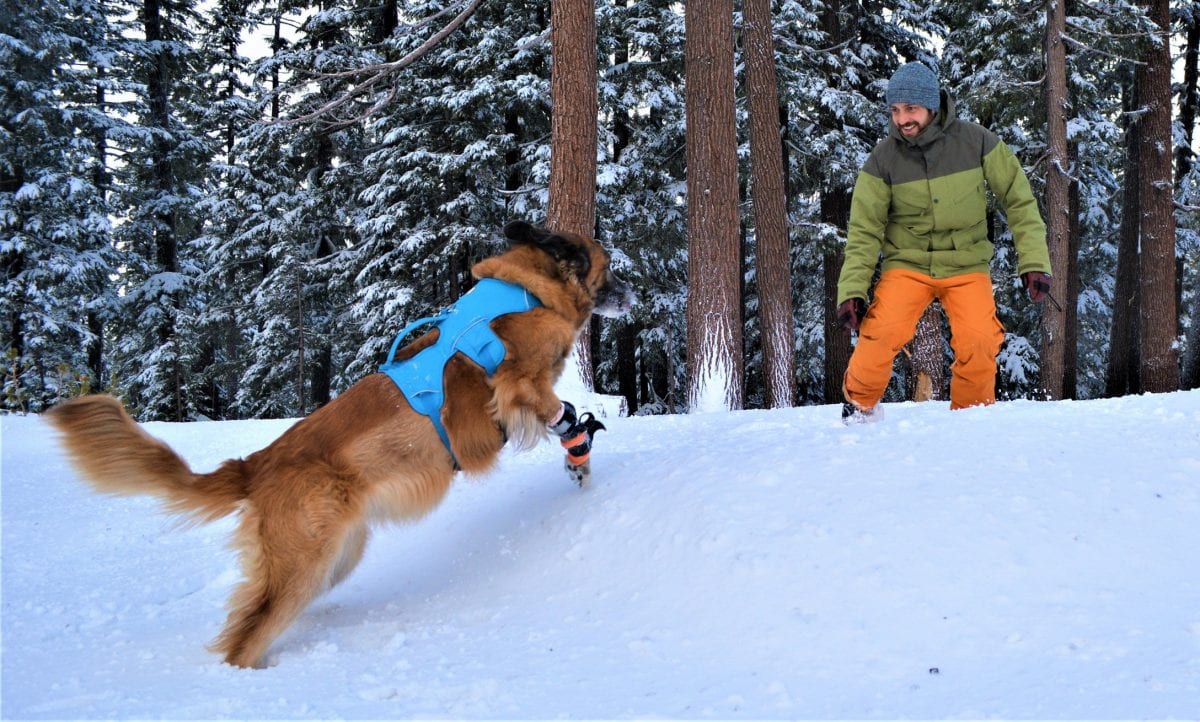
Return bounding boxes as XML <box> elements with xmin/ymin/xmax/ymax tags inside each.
<box><xmin>271</xmin><ymin>11</ymin><xmax>283</xmax><ymax>120</ymax></box>
<box><xmin>295</xmin><ymin>267</ymin><xmax>306</xmax><ymax>414</ymax></box>
<box><xmin>1063</xmin><ymin>143</ymin><xmax>1081</xmax><ymax>399</ymax></box>
<box><xmin>548</xmin><ymin>0</ymin><xmax>599</xmax><ymax>391</ymax></box>
<box><xmin>504</xmin><ymin>109</ymin><xmax>523</xmax><ymax>195</ymax></box>
<box><xmin>822</xmin><ymin>188</ymin><xmax>852</xmax><ymax>403</ymax></box>
<box><xmin>373</xmin><ymin>0</ymin><xmax>398</xmax><ymax>42</ymax></box>
<box><xmin>610</xmin><ymin>3</ymin><xmax>637</xmax><ymax>410</ymax></box>
<box><xmin>1040</xmin><ymin>0</ymin><xmax>1070</xmax><ymax>400</ymax></box>
<box><xmin>908</xmin><ymin>303</ymin><xmax>944</xmax><ymax>401</ymax></box>
<box><xmin>1176</xmin><ymin>8</ymin><xmax>1199</xmax><ymax>182</ymax></box>
<box><xmin>743</xmin><ymin>0</ymin><xmax>794</xmax><ymax>408</ymax></box>
<box><xmin>89</xmin><ymin>69</ymin><xmax>109</xmax><ymax>389</ymax></box>
<box><xmin>1184</xmin><ymin>278</ymin><xmax>1200</xmax><ymax>390</ymax></box>
<box><xmin>1137</xmin><ymin>0</ymin><xmax>1179</xmax><ymax>392</ymax></box>
<box><xmin>1178</xmin><ymin>11</ymin><xmax>1200</xmax><ymax>390</ymax></box>
<box><xmin>1105</xmin><ymin>70</ymin><xmax>1141</xmax><ymax>397</ymax></box>
<box><xmin>685</xmin><ymin>0</ymin><xmax>743</xmax><ymax>411</ymax></box>
<box><xmin>617</xmin><ymin>321</ymin><xmax>639</xmax><ymax>414</ymax></box>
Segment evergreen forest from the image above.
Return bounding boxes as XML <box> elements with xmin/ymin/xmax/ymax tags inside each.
<box><xmin>3</xmin><ymin>0</ymin><xmax>1199</xmax><ymax>421</ymax></box>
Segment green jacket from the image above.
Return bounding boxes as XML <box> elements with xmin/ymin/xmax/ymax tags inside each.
<box><xmin>836</xmin><ymin>91</ymin><xmax>1051</xmax><ymax>306</ymax></box>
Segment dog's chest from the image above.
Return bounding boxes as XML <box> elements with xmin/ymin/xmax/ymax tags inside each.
<box><xmin>365</xmin><ymin>470</ymin><xmax>454</xmax><ymax>523</ymax></box>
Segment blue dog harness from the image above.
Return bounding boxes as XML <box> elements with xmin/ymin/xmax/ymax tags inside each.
<box><xmin>380</xmin><ymin>278</ymin><xmax>543</xmax><ymax>463</ymax></box>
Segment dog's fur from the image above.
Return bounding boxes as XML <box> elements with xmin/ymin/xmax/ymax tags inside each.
<box><xmin>46</xmin><ymin>221</ymin><xmax>634</xmax><ymax>669</ymax></box>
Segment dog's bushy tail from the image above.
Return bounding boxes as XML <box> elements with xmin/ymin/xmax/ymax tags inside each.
<box><xmin>46</xmin><ymin>395</ymin><xmax>246</xmax><ymax>523</ymax></box>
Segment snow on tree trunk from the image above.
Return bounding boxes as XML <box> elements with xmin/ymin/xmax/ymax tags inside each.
<box><xmin>690</xmin><ymin>319</ymin><xmax>738</xmax><ymax>414</ymax></box>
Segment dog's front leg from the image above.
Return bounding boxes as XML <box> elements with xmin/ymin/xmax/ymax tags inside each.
<box><xmin>491</xmin><ymin>377</ymin><xmax>566</xmax><ymax>453</ymax></box>
<box><xmin>546</xmin><ymin>400</ymin><xmax>606</xmax><ymax>487</ymax></box>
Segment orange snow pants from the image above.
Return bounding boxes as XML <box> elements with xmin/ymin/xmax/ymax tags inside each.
<box><xmin>843</xmin><ymin>269</ymin><xmax>1005</xmax><ymax>411</ymax></box>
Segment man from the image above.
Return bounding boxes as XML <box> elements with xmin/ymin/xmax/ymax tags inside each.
<box><xmin>836</xmin><ymin>61</ymin><xmax>1052</xmax><ymax>423</ymax></box>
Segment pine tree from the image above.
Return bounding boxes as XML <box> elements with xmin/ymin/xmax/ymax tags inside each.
<box><xmin>206</xmin><ymin>0</ymin><xmax>377</xmax><ymax>417</ymax></box>
<box><xmin>189</xmin><ymin>0</ymin><xmax>257</xmax><ymax>419</ymax></box>
<box><xmin>333</xmin><ymin>1</ymin><xmax>553</xmax><ymax>389</ymax></box>
<box><xmin>107</xmin><ymin>0</ymin><xmax>213</xmax><ymax>421</ymax></box>
<box><xmin>0</xmin><ymin>0</ymin><xmax>121</xmax><ymax>411</ymax></box>
<box><xmin>594</xmin><ymin>0</ymin><xmax>688</xmax><ymax>414</ymax></box>
<box><xmin>191</xmin><ymin>0</ymin><xmax>304</xmax><ymax>418</ymax></box>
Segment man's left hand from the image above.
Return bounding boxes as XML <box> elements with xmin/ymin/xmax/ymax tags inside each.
<box><xmin>1022</xmin><ymin>272</ymin><xmax>1051</xmax><ymax>303</ymax></box>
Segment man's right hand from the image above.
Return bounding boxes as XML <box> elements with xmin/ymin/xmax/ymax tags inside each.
<box><xmin>837</xmin><ymin>298</ymin><xmax>868</xmax><ymax>332</ymax></box>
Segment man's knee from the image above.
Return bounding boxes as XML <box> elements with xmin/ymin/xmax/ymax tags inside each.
<box><xmin>950</xmin><ymin>317</ymin><xmax>1004</xmax><ymax>359</ymax></box>
<box><xmin>859</xmin><ymin>315</ymin><xmax>921</xmax><ymax>354</ymax></box>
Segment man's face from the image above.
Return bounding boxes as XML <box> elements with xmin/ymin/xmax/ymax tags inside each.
<box><xmin>890</xmin><ymin>103</ymin><xmax>935</xmax><ymax>138</ymax></box>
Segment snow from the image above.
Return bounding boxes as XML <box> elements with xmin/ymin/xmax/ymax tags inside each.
<box><xmin>690</xmin><ymin>325</ymin><xmax>739</xmax><ymax>414</ymax></box>
<box><xmin>3</xmin><ymin>389</ymin><xmax>1200</xmax><ymax>719</ymax></box>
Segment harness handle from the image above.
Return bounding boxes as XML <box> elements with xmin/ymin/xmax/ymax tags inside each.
<box><xmin>383</xmin><ymin>313</ymin><xmax>446</xmax><ymax>367</ymax></box>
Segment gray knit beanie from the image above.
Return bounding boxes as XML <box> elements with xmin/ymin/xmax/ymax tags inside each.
<box><xmin>886</xmin><ymin>62</ymin><xmax>940</xmax><ymax>111</ymax></box>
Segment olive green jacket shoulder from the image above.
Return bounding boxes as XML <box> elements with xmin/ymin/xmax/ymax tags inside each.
<box><xmin>836</xmin><ymin>92</ymin><xmax>1051</xmax><ymax>305</ymax></box>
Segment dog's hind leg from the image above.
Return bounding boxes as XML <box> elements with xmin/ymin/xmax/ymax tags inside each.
<box><xmin>212</xmin><ymin>495</ymin><xmax>363</xmax><ymax>668</ymax></box>
<box><xmin>326</xmin><ymin>522</ymin><xmax>368</xmax><ymax>590</ymax></box>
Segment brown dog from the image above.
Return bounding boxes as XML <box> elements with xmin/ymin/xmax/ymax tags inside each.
<box><xmin>46</xmin><ymin>220</ymin><xmax>635</xmax><ymax>668</ymax></box>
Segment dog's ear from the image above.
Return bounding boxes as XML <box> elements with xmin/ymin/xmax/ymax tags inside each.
<box><xmin>503</xmin><ymin>220</ymin><xmax>591</xmax><ymax>279</ymax></box>
<box><xmin>503</xmin><ymin>220</ymin><xmax>546</xmax><ymax>245</ymax></box>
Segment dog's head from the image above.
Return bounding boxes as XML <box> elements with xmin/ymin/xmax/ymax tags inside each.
<box><xmin>502</xmin><ymin>220</ymin><xmax>636</xmax><ymax>318</ymax></box>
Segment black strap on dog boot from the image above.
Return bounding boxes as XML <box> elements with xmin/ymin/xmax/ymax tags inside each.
<box><xmin>547</xmin><ymin>400</ymin><xmax>606</xmax><ymax>486</ymax></box>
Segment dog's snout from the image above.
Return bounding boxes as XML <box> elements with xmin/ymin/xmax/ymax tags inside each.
<box><xmin>595</xmin><ymin>270</ymin><xmax>637</xmax><ymax>318</ymax></box>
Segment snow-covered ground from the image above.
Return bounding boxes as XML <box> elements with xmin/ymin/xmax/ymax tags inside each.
<box><xmin>3</xmin><ymin>390</ymin><xmax>1200</xmax><ymax>719</ymax></box>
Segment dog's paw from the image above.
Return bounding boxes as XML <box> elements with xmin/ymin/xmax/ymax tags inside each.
<box><xmin>565</xmin><ymin>458</ymin><xmax>590</xmax><ymax>488</ymax></box>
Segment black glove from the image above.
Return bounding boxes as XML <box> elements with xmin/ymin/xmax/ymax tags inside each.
<box><xmin>836</xmin><ymin>298</ymin><xmax>868</xmax><ymax>332</ymax></box>
<box><xmin>1022</xmin><ymin>272</ymin><xmax>1051</xmax><ymax>303</ymax></box>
